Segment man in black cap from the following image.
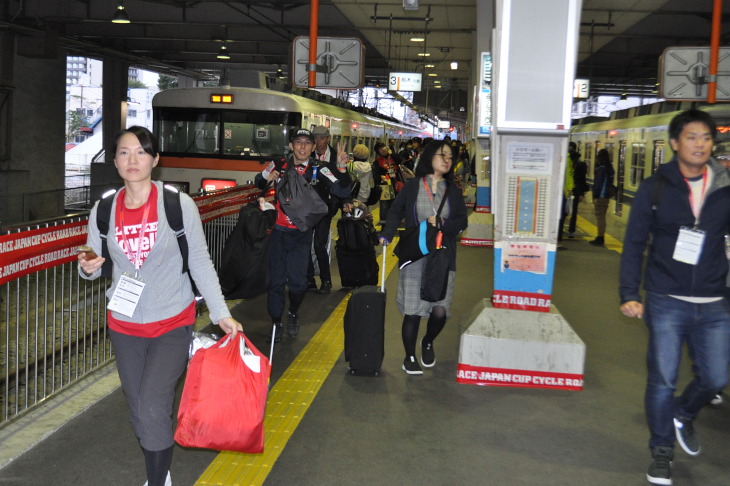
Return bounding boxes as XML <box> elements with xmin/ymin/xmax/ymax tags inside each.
<box><xmin>255</xmin><ymin>128</ymin><xmax>350</xmax><ymax>341</ymax></box>
<box><xmin>308</xmin><ymin>125</ymin><xmax>340</xmax><ymax>294</ymax></box>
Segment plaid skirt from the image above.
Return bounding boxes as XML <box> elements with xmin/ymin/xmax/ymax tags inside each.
<box><xmin>396</xmin><ymin>257</ymin><xmax>456</xmax><ymax>318</ymax></box>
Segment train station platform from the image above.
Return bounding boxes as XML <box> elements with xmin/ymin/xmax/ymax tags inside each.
<box><xmin>2</xmin><ymin>207</ymin><xmax>730</xmax><ymax>486</ymax></box>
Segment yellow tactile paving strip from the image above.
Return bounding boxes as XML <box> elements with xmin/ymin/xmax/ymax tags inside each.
<box><xmin>196</xmin><ymin>237</ymin><xmax>399</xmax><ymax>486</ymax></box>
<box><xmin>576</xmin><ymin>215</ymin><xmax>623</xmax><ymax>254</ymax></box>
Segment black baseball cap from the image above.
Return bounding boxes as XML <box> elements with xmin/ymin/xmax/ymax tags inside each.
<box><xmin>290</xmin><ymin>129</ymin><xmax>314</xmax><ymax>143</ymax></box>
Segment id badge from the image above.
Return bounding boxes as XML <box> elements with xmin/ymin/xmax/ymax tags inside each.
<box><xmin>672</xmin><ymin>227</ymin><xmax>706</xmax><ymax>265</ymax></box>
<box><xmin>108</xmin><ymin>273</ymin><xmax>146</xmax><ymax>318</ymax></box>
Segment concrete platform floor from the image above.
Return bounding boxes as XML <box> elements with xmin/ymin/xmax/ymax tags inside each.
<box><xmin>2</xmin><ymin>217</ymin><xmax>730</xmax><ymax>486</ymax></box>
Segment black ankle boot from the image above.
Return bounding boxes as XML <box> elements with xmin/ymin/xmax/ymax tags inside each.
<box><xmin>143</xmin><ymin>446</ymin><xmax>173</xmax><ymax>486</ymax></box>
<box><xmin>589</xmin><ymin>236</ymin><xmax>605</xmax><ymax>246</ymax></box>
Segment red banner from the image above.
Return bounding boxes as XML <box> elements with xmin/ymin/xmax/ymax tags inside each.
<box><xmin>492</xmin><ymin>290</ymin><xmax>551</xmax><ymax>313</ymax></box>
<box><xmin>456</xmin><ymin>363</ymin><xmax>583</xmax><ymax>391</ymax></box>
<box><xmin>0</xmin><ymin>221</ymin><xmax>89</xmax><ymax>285</ymax></box>
<box><xmin>460</xmin><ymin>238</ymin><xmax>493</xmax><ymax>247</ymax></box>
<box><xmin>0</xmin><ymin>185</ymin><xmax>273</xmax><ymax>285</ymax></box>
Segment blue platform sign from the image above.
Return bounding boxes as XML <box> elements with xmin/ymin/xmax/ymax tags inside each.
<box><xmin>478</xmin><ymin>52</ymin><xmax>492</xmax><ymax>137</ymax></box>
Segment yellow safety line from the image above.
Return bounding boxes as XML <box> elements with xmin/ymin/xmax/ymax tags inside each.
<box><xmin>197</xmin><ymin>239</ymin><xmax>399</xmax><ymax>486</ymax></box>
<box><xmin>575</xmin><ymin>215</ymin><xmax>623</xmax><ymax>254</ymax></box>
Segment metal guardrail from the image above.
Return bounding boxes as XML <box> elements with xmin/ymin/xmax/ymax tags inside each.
<box><xmin>0</xmin><ymin>185</ymin><xmax>256</xmax><ymax>427</ymax></box>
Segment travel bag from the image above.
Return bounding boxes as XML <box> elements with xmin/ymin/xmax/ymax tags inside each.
<box><xmin>343</xmin><ymin>246</ymin><xmax>388</xmax><ymax>376</ymax></box>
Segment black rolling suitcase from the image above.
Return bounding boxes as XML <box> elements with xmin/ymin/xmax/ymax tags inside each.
<box><xmin>343</xmin><ymin>247</ymin><xmax>388</xmax><ymax>376</ymax></box>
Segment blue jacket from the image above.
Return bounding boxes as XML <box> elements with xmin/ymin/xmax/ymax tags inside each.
<box><xmin>619</xmin><ymin>157</ymin><xmax>730</xmax><ymax>304</ymax></box>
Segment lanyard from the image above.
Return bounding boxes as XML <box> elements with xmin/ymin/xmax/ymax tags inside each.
<box><xmin>683</xmin><ymin>170</ymin><xmax>708</xmax><ymax>222</ymax></box>
<box><xmin>118</xmin><ymin>188</ymin><xmax>153</xmax><ymax>276</ymax></box>
<box><xmin>422</xmin><ymin>177</ymin><xmax>445</xmax><ymax>216</ymax></box>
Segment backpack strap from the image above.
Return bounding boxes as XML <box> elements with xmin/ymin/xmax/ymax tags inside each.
<box><xmin>96</xmin><ymin>189</ymin><xmax>117</xmax><ymax>279</ymax></box>
<box><xmin>651</xmin><ymin>172</ymin><xmax>667</xmax><ymax>215</ymax></box>
<box><xmin>163</xmin><ymin>185</ymin><xmax>201</xmax><ymax>297</ymax></box>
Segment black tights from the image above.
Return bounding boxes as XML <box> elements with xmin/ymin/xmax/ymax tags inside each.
<box><xmin>143</xmin><ymin>446</ymin><xmax>173</xmax><ymax>486</ymax></box>
<box><xmin>401</xmin><ymin>306</ymin><xmax>447</xmax><ymax>357</ymax></box>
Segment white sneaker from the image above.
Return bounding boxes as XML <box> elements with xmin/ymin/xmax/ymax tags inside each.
<box><xmin>143</xmin><ymin>471</ymin><xmax>172</xmax><ymax>486</ymax></box>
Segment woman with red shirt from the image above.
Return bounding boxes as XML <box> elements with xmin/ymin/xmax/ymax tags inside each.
<box><xmin>78</xmin><ymin>126</ymin><xmax>242</xmax><ymax>486</ymax></box>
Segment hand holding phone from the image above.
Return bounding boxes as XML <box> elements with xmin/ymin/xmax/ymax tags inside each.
<box><xmin>77</xmin><ymin>246</ymin><xmax>99</xmax><ymax>261</ymax></box>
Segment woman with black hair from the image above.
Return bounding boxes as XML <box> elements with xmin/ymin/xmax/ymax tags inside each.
<box><xmin>378</xmin><ymin>140</ymin><xmax>468</xmax><ymax>375</ymax></box>
<box><xmin>78</xmin><ymin>126</ymin><xmax>242</xmax><ymax>486</ymax></box>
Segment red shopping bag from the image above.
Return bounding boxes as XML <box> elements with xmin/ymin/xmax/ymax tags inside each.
<box><xmin>174</xmin><ymin>333</ymin><xmax>271</xmax><ymax>453</ymax></box>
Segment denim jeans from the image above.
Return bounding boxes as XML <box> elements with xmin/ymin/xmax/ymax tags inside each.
<box><xmin>644</xmin><ymin>292</ymin><xmax>730</xmax><ymax>450</ymax></box>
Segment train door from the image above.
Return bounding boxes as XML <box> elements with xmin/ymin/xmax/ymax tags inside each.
<box><xmin>615</xmin><ymin>140</ymin><xmax>627</xmax><ymax>216</ymax></box>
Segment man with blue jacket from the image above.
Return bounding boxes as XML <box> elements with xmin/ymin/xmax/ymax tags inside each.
<box><xmin>620</xmin><ymin>109</ymin><xmax>730</xmax><ymax>486</ymax></box>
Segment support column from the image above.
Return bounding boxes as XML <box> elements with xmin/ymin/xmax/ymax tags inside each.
<box><xmin>90</xmin><ymin>57</ymin><xmax>128</xmax><ymax>199</ymax></box>
<box><xmin>457</xmin><ymin>0</ymin><xmax>586</xmax><ymax>391</ymax></box>
<box><xmin>0</xmin><ymin>32</ymin><xmax>65</xmax><ymax>225</ymax></box>
<box><xmin>460</xmin><ymin>1</ymin><xmax>494</xmax><ymax>247</ymax></box>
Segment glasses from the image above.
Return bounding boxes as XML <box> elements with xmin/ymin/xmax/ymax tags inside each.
<box><xmin>434</xmin><ymin>152</ymin><xmax>453</xmax><ymax>162</ymax></box>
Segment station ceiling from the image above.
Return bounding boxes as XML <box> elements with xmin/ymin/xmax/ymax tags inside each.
<box><xmin>1</xmin><ymin>0</ymin><xmax>726</xmax><ymax>103</ymax></box>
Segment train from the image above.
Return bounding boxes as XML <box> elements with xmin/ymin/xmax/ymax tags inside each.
<box><xmin>569</xmin><ymin>101</ymin><xmax>730</xmax><ymax>224</ymax></box>
<box><xmin>151</xmin><ymin>86</ymin><xmax>431</xmax><ymax>193</ymax></box>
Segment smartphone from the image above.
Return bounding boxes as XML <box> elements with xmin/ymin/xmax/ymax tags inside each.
<box><xmin>77</xmin><ymin>246</ymin><xmax>98</xmax><ymax>260</ymax></box>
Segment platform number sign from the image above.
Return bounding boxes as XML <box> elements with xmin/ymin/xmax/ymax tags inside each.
<box><xmin>573</xmin><ymin>79</ymin><xmax>589</xmax><ymax>99</ymax></box>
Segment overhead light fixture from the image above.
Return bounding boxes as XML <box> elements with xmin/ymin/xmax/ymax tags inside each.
<box><xmin>450</xmin><ymin>62</ymin><xmax>458</xmax><ymax>70</ymax></box>
<box><xmin>418</xmin><ymin>52</ymin><xmax>431</xmax><ymax>57</ymax></box>
<box><xmin>217</xmin><ymin>43</ymin><xmax>230</xmax><ymax>60</ymax></box>
<box><xmin>410</xmin><ymin>37</ymin><xmax>425</xmax><ymax>42</ymax></box>
<box><xmin>434</xmin><ymin>80</ymin><xmax>441</xmax><ymax>83</ymax></box>
<box><xmin>428</xmin><ymin>73</ymin><xmax>437</xmax><ymax>77</ymax></box>
<box><xmin>112</xmin><ymin>1</ymin><xmax>130</xmax><ymax>23</ymax></box>
<box><xmin>620</xmin><ymin>93</ymin><xmax>627</xmax><ymax>100</ymax></box>
<box><xmin>433</xmin><ymin>85</ymin><xmax>442</xmax><ymax>88</ymax></box>
<box><xmin>425</xmin><ymin>64</ymin><xmax>435</xmax><ymax>68</ymax></box>
<box><xmin>277</xmin><ymin>67</ymin><xmax>284</xmax><ymax>79</ymax></box>
<box><xmin>403</xmin><ymin>0</ymin><xmax>420</xmax><ymax>11</ymax></box>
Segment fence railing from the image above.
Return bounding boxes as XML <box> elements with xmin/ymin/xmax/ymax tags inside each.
<box><xmin>0</xmin><ymin>184</ymin><xmax>264</xmax><ymax>427</ymax></box>
<box><xmin>0</xmin><ymin>183</ymin><xmax>120</xmax><ymax>228</ymax></box>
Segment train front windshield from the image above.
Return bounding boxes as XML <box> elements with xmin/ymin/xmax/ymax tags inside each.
<box><xmin>155</xmin><ymin>108</ymin><xmax>302</xmax><ymax>158</ymax></box>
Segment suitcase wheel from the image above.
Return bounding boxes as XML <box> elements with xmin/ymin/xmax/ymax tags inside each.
<box><xmin>350</xmin><ymin>369</ymin><xmax>357</xmax><ymax>375</ymax></box>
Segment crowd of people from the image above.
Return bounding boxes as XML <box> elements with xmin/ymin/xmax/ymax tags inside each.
<box><xmin>77</xmin><ymin>128</ymin><xmax>470</xmax><ymax>485</ymax></box>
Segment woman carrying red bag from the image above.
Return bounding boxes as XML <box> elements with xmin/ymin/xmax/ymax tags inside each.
<box><xmin>78</xmin><ymin>126</ymin><xmax>242</xmax><ymax>486</ymax></box>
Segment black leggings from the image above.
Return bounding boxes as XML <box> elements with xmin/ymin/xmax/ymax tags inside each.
<box><xmin>401</xmin><ymin>306</ymin><xmax>447</xmax><ymax>358</ymax></box>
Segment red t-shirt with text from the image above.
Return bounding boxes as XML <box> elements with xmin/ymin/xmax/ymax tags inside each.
<box><xmin>107</xmin><ymin>185</ymin><xmax>195</xmax><ymax>337</ymax></box>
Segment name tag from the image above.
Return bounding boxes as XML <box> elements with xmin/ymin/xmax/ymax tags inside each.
<box><xmin>108</xmin><ymin>273</ymin><xmax>146</xmax><ymax>318</ymax></box>
<box><xmin>673</xmin><ymin>227</ymin><xmax>705</xmax><ymax>265</ymax></box>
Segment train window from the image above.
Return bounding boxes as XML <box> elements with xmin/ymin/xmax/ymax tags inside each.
<box><xmin>652</xmin><ymin>141</ymin><xmax>665</xmax><ymax>174</ymax></box>
<box><xmin>332</xmin><ymin>135</ymin><xmax>341</xmax><ymax>149</ymax></box>
<box><xmin>221</xmin><ymin>111</ymin><xmax>301</xmax><ymax>157</ymax></box>
<box><xmin>584</xmin><ymin>142</ymin><xmax>593</xmax><ymax>173</ymax></box>
<box><xmin>342</xmin><ymin>136</ymin><xmax>350</xmax><ymax>152</ymax></box>
<box><xmin>157</xmin><ymin>110</ymin><xmax>221</xmax><ymax>154</ymax></box>
<box><xmin>630</xmin><ymin>143</ymin><xmax>646</xmax><ymax>186</ymax></box>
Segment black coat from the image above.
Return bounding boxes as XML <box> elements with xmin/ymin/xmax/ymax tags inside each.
<box><xmin>379</xmin><ymin>176</ymin><xmax>468</xmax><ymax>271</ymax></box>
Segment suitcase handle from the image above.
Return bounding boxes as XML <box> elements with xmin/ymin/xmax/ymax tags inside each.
<box><xmin>381</xmin><ymin>243</ymin><xmax>387</xmax><ymax>293</ymax></box>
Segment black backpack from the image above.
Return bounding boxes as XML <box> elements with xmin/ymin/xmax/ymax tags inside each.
<box><xmin>276</xmin><ymin>162</ymin><xmax>329</xmax><ymax>232</ymax></box>
<box><xmin>96</xmin><ymin>185</ymin><xmax>199</xmax><ymax>295</ymax></box>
